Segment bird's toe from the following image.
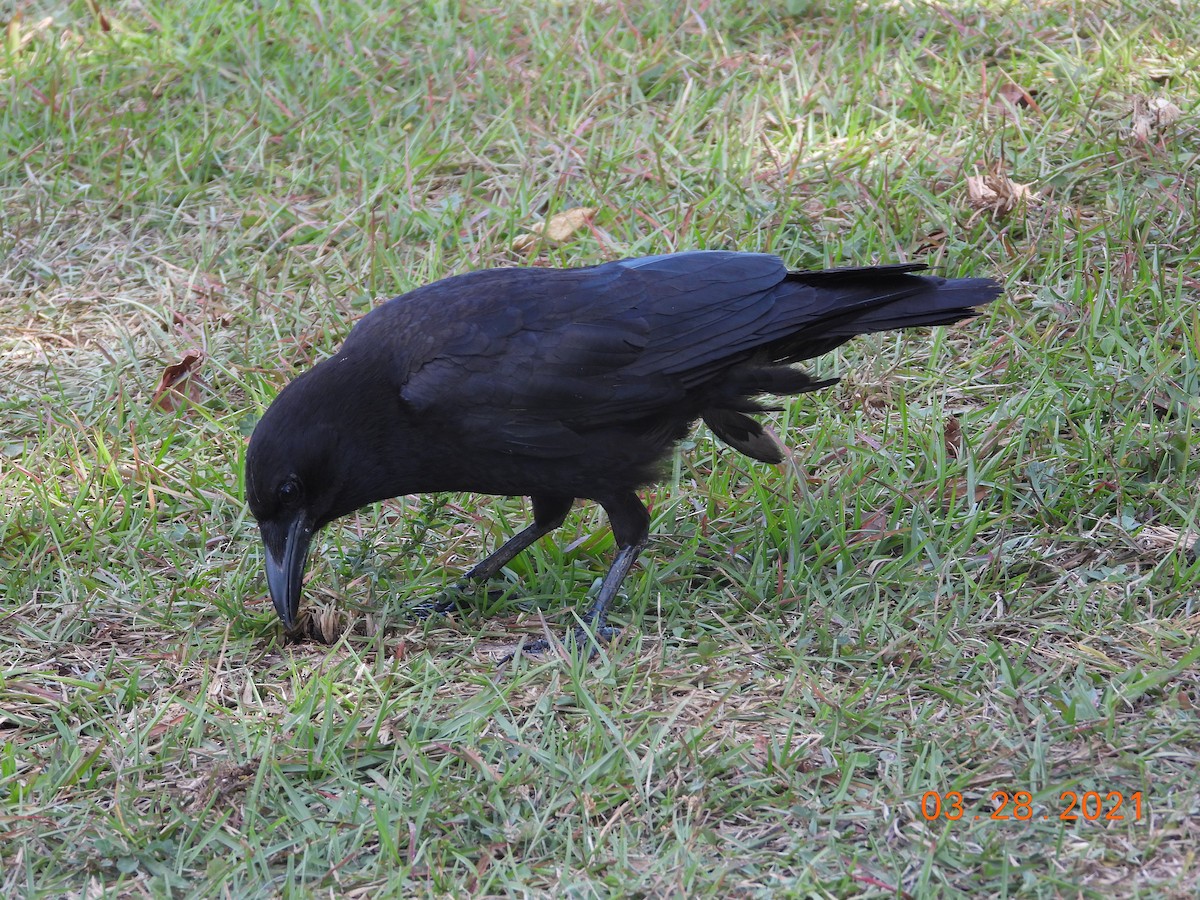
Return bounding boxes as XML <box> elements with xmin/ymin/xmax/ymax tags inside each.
<box><xmin>509</xmin><ymin>624</ymin><xmax>621</xmax><ymax>660</ymax></box>
<box><xmin>411</xmin><ymin>581</ymin><xmax>473</xmax><ymax>619</ymax></box>
<box><xmin>413</xmin><ymin>580</ymin><xmax>516</xmax><ymax>620</ymax></box>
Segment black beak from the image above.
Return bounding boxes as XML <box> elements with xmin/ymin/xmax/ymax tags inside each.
<box><xmin>261</xmin><ymin>516</ymin><xmax>314</xmax><ymax>630</ymax></box>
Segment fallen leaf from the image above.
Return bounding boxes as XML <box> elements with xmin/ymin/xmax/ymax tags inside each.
<box><xmin>315</xmin><ymin>606</ymin><xmax>342</xmax><ymax>643</ymax></box>
<box><xmin>938</xmin><ymin>478</ymin><xmax>990</xmax><ymax>507</ymax></box>
<box><xmin>151</xmin><ymin>349</ymin><xmax>205</xmax><ymax>412</ymax></box>
<box><xmin>997</xmin><ymin>83</ymin><xmax>1028</xmax><ymax>108</ymax></box>
<box><xmin>512</xmin><ymin>206</ymin><xmax>597</xmax><ymax>251</ymax></box>
<box><xmin>943</xmin><ymin>414</ymin><xmax>964</xmax><ymax>459</ymax></box>
<box><xmin>994</xmin><ymin>81</ymin><xmax>1042</xmax><ymax>119</ymax></box>
<box><xmin>858</xmin><ymin>508</ymin><xmax>890</xmax><ymax>535</ymax></box>
<box><xmin>1130</xmin><ymin>95</ymin><xmax>1183</xmax><ymax>143</ymax></box>
<box><xmin>965</xmin><ymin>171</ymin><xmax>1038</xmax><ymax>216</ymax></box>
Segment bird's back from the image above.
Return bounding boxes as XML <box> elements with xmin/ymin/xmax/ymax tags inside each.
<box><xmin>348</xmin><ymin>251</ymin><xmax>994</xmax><ymax>371</ymax></box>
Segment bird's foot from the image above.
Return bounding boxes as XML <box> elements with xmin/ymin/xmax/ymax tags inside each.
<box><xmin>411</xmin><ymin>581</ymin><xmax>472</xmax><ymax>619</ymax></box>
<box><xmin>509</xmin><ymin>624</ymin><xmax>621</xmax><ymax>661</ymax></box>
<box><xmin>411</xmin><ymin>580</ymin><xmax>511</xmax><ymax>619</ymax></box>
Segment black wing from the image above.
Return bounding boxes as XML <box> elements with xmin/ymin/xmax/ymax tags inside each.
<box><xmin>348</xmin><ymin>252</ymin><xmax>996</xmax><ymax>457</ymax></box>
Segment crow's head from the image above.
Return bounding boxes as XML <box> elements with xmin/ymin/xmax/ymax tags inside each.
<box><xmin>245</xmin><ymin>357</ymin><xmax>402</xmax><ymax>630</ymax></box>
<box><xmin>245</xmin><ymin>376</ymin><xmax>338</xmax><ymax>629</ymax></box>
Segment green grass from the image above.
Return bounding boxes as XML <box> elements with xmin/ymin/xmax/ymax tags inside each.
<box><xmin>3</xmin><ymin>0</ymin><xmax>1199</xmax><ymax>896</ymax></box>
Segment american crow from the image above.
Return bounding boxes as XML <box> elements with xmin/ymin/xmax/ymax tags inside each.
<box><xmin>245</xmin><ymin>251</ymin><xmax>1000</xmax><ymax>650</ymax></box>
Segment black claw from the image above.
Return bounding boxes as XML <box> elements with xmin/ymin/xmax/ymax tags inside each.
<box><xmin>411</xmin><ymin>580</ymin><xmax>473</xmax><ymax>619</ymax></box>
<box><xmin>412</xmin><ymin>580</ymin><xmax>519</xmax><ymax>620</ymax></box>
<box><xmin>506</xmin><ymin>624</ymin><xmax>622</xmax><ymax>662</ymax></box>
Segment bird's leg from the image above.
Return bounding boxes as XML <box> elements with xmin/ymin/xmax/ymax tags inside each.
<box><xmin>415</xmin><ymin>494</ymin><xmax>573</xmax><ymax>617</ymax></box>
<box><xmin>462</xmin><ymin>494</ymin><xmax>573</xmax><ymax>582</ymax></box>
<box><xmin>522</xmin><ymin>491</ymin><xmax>650</xmax><ymax>657</ymax></box>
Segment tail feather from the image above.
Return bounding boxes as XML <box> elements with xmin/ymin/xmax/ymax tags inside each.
<box><xmin>703</xmin><ymin>264</ymin><xmax>1001</xmax><ymax>462</ymax></box>
<box><xmin>768</xmin><ymin>268</ymin><xmax>1002</xmax><ymax>361</ymax></box>
<box><xmin>821</xmin><ymin>276</ymin><xmax>1002</xmax><ymax>335</ymax></box>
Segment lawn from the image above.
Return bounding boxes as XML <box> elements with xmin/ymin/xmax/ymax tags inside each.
<box><xmin>2</xmin><ymin>0</ymin><xmax>1198</xmax><ymax>896</ymax></box>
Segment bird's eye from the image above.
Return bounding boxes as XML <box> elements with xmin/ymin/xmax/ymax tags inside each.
<box><xmin>277</xmin><ymin>477</ymin><xmax>302</xmax><ymax>505</ymax></box>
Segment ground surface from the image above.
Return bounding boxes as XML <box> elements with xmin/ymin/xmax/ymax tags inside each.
<box><xmin>2</xmin><ymin>1</ymin><xmax>1198</xmax><ymax>897</ymax></box>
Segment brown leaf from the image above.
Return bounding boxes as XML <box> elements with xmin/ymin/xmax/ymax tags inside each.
<box><xmin>996</xmin><ymin>81</ymin><xmax>1041</xmax><ymax>114</ymax></box>
<box><xmin>151</xmin><ymin>349</ymin><xmax>205</xmax><ymax>412</ymax></box>
<box><xmin>939</xmin><ymin>478</ymin><xmax>990</xmax><ymax>507</ymax></box>
<box><xmin>858</xmin><ymin>508</ymin><xmax>890</xmax><ymax>535</ymax></box>
<box><xmin>512</xmin><ymin>206</ymin><xmax>597</xmax><ymax>251</ymax></box>
<box><xmin>965</xmin><ymin>171</ymin><xmax>1038</xmax><ymax>216</ymax></box>
<box><xmin>943</xmin><ymin>414</ymin><xmax>964</xmax><ymax>459</ymax></box>
<box><xmin>315</xmin><ymin>606</ymin><xmax>342</xmax><ymax>643</ymax></box>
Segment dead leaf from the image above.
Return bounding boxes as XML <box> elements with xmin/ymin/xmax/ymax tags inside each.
<box><xmin>848</xmin><ymin>504</ymin><xmax>901</xmax><ymax>547</ymax></box>
<box><xmin>994</xmin><ymin>81</ymin><xmax>1042</xmax><ymax>120</ymax></box>
<box><xmin>943</xmin><ymin>414</ymin><xmax>964</xmax><ymax>459</ymax></box>
<box><xmin>314</xmin><ymin>606</ymin><xmax>342</xmax><ymax>643</ymax></box>
<box><xmin>938</xmin><ymin>478</ymin><xmax>990</xmax><ymax>507</ymax></box>
<box><xmin>965</xmin><ymin>171</ymin><xmax>1038</xmax><ymax>216</ymax></box>
<box><xmin>1130</xmin><ymin>95</ymin><xmax>1183</xmax><ymax>143</ymax></box>
<box><xmin>151</xmin><ymin>349</ymin><xmax>205</xmax><ymax>412</ymax></box>
<box><xmin>512</xmin><ymin>206</ymin><xmax>597</xmax><ymax>251</ymax></box>
<box><xmin>997</xmin><ymin>83</ymin><xmax>1028</xmax><ymax>108</ymax></box>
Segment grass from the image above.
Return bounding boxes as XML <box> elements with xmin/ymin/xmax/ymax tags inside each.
<box><xmin>2</xmin><ymin>0</ymin><xmax>1199</xmax><ymax>896</ymax></box>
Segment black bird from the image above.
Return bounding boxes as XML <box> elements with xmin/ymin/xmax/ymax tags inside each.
<box><xmin>245</xmin><ymin>251</ymin><xmax>1000</xmax><ymax>649</ymax></box>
